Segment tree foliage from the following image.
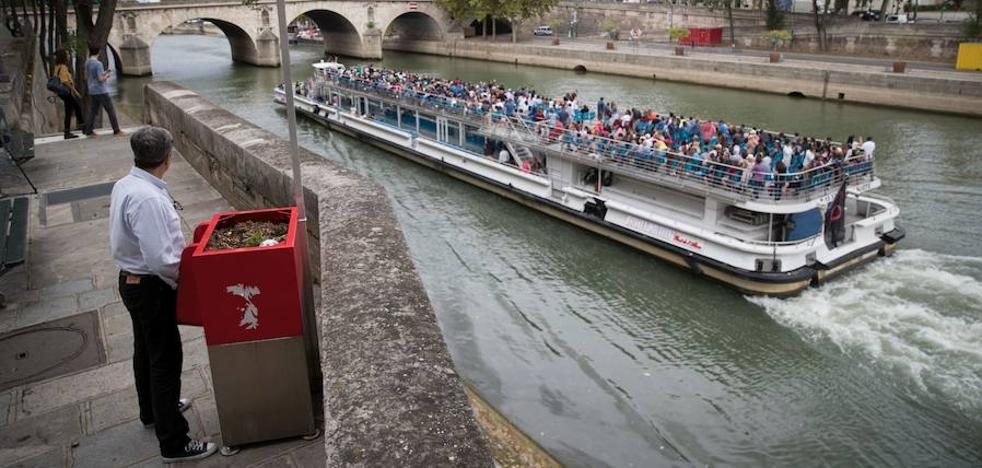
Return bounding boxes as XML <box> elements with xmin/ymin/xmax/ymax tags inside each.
<box><xmin>704</xmin><ymin>0</ymin><xmax>737</xmax><ymax>47</ymax></box>
<box><xmin>765</xmin><ymin>0</ymin><xmax>785</xmax><ymax>30</ymax></box>
<box><xmin>436</xmin><ymin>0</ymin><xmax>558</xmax><ymax>24</ymax></box>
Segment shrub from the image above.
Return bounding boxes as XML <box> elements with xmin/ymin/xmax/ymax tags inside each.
<box><xmin>669</xmin><ymin>26</ymin><xmax>690</xmax><ymax>41</ymax></box>
<box><xmin>764</xmin><ymin>29</ymin><xmax>792</xmax><ymax>49</ymax></box>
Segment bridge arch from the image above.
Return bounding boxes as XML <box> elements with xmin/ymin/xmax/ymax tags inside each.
<box><xmin>295</xmin><ymin>10</ymin><xmax>368</xmax><ymax>59</ymax></box>
<box><xmin>108</xmin><ymin>7</ymin><xmax>280</xmax><ymax>76</ymax></box>
<box><xmin>382</xmin><ymin>11</ymin><xmax>444</xmax><ymax>42</ymax></box>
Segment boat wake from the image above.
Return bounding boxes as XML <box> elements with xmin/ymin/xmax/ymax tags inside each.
<box><xmin>749</xmin><ymin>249</ymin><xmax>982</xmax><ymax>416</ymax></box>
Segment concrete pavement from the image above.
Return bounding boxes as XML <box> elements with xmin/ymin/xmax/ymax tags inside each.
<box><xmin>0</xmin><ymin>127</ymin><xmax>325</xmax><ymax>467</ymax></box>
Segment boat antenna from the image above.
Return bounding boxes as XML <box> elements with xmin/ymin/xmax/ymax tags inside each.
<box><xmin>274</xmin><ymin>0</ymin><xmax>323</xmax><ymax>395</ymax></box>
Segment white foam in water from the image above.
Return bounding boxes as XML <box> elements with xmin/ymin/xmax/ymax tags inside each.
<box><xmin>749</xmin><ymin>249</ymin><xmax>982</xmax><ymax>415</ymax></box>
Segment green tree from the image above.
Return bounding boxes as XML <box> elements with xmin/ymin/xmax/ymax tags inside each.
<box><xmin>811</xmin><ymin>0</ymin><xmax>831</xmax><ymax>50</ymax></box>
<box><xmin>766</xmin><ymin>0</ymin><xmax>785</xmax><ymax>30</ymax></box>
<box><xmin>72</xmin><ymin>0</ymin><xmax>118</xmax><ymax>106</ymax></box>
<box><xmin>500</xmin><ymin>0</ymin><xmax>559</xmax><ymax>43</ymax></box>
<box><xmin>705</xmin><ymin>0</ymin><xmax>737</xmax><ymax>47</ymax></box>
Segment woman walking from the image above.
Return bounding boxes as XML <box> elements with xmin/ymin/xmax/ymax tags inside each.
<box><xmin>52</xmin><ymin>49</ymin><xmax>85</xmax><ymax>139</ymax></box>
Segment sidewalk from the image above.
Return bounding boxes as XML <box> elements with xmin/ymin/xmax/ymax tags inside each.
<box><xmin>506</xmin><ymin>36</ymin><xmax>982</xmax><ymax>81</ymax></box>
<box><xmin>0</xmin><ymin>128</ymin><xmax>325</xmax><ymax>467</ymax></box>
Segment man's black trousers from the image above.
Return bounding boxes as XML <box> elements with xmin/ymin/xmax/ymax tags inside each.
<box><xmin>84</xmin><ymin>93</ymin><xmax>120</xmax><ymax>135</ymax></box>
<box><xmin>118</xmin><ymin>273</ymin><xmax>190</xmax><ymax>456</ymax></box>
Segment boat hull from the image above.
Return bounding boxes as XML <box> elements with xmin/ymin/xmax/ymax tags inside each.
<box><xmin>277</xmin><ymin>95</ymin><xmax>902</xmax><ymax>296</ymax></box>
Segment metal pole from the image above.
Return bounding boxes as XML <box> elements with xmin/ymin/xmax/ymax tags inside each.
<box><xmin>274</xmin><ymin>0</ymin><xmax>323</xmax><ymax>396</ymax></box>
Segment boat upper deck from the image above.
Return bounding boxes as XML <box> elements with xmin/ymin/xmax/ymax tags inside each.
<box><xmin>294</xmin><ymin>67</ymin><xmax>879</xmax><ymax>209</ymax></box>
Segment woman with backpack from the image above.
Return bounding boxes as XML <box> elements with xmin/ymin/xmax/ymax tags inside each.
<box><xmin>51</xmin><ymin>49</ymin><xmax>85</xmax><ymax>140</ymax></box>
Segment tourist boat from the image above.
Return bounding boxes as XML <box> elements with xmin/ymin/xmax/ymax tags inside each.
<box><xmin>273</xmin><ymin>65</ymin><xmax>904</xmax><ymax>296</ymax></box>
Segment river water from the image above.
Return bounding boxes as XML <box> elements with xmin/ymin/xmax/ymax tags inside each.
<box><xmin>111</xmin><ymin>35</ymin><xmax>982</xmax><ymax>467</ymax></box>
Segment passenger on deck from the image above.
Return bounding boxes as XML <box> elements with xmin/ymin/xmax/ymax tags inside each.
<box><xmin>316</xmin><ymin>65</ymin><xmax>871</xmax><ymax>196</ymax></box>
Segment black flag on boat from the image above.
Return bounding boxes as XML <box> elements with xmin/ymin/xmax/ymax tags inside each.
<box><xmin>824</xmin><ymin>179</ymin><xmax>847</xmax><ymax>249</ymax></box>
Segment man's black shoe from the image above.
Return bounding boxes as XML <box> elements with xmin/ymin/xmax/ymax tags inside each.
<box><xmin>162</xmin><ymin>440</ymin><xmax>217</xmax><ymax>463</ymax></box>
<box><xmin>143</xmin><ymin>398</ymin><xmax>192</xmax><ymax>428</ymax></box>
<box><xmin>64</xmin><ymin>133</ymin><xmax>79</xmax><ymax>140</ymax></box>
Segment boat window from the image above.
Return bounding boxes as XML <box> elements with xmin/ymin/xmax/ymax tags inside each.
<box><xmin>784</xmin><ymin>208</ymin><xmax>822</xmax><ymax>241</ymax></box>
<box><xmin>446</xmin><ymin>121</ymin><xmax>460</xmax><ymax>146</ymax></box>
<box><xmin>419</xmin><ymin>113</ymin><xmax>437</xmax><ymax>139</ymax></box>
<box><xmin>367</xmin><ymin>100</ymin><xmax>383</xmax><ymax>121</ymax></box>
<box><xmin>464</xmin><ymin>125</ymin><xmax>484</xmax><ymax>154</ymax></box>
<box><xmin>339</xmin><ymin>95</ymin><xmax>352</xmax><ymax>110</ymax></box>
<box><xmin>381</xmin><ymin>102</ymin><xmax>398</xmax><ymax>127</ymax></box>
<box><xmin>401</xmin><ymin>108</ymin><xmax>417</xmax><ymax>130</ymax></box>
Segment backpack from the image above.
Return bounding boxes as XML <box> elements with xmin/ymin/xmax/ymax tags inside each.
<box><xmin>46</xmin><ymin>66</ymin><xmax>70</xmax><ymax>97</ymax></box>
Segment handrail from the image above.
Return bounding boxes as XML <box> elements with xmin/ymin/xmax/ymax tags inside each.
<box><xmin>304</xmin><ymin>78</ymin><xmax>876</xmax><ymax>205</ymax></box>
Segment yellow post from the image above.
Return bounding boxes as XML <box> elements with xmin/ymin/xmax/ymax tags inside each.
<box><xmin>956</xmin><ymin>43</ymin><xmax>982</xmax><ymax>71</ymax></box>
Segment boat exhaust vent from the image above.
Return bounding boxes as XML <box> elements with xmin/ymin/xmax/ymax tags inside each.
<box><xmin>756</xmin><ymin>258</ymin><xmax>782</xmax><ymax>272</ymax></box>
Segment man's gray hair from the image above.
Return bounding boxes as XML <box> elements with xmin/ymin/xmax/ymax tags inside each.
<box><xmin>131</xmin><ymin>126</ymin><xmax>173</xmax><ymax>169</ymax></box>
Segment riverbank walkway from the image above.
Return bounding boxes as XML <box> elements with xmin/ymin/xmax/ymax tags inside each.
<box><xmin>0</xmin><ymin>125</ymin><xmax>325</xmax><ymax>466</ymax></box>
<box><xmin>496</xmin><ymin>36</ymin><xmax>982</xmax><ymax>83</ymax></box>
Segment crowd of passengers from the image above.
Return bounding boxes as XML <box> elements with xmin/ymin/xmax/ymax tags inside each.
<box><xmin>292</xmin><ymin>65</ymin><xmax>877</xmax><ymax>195</ymax></box>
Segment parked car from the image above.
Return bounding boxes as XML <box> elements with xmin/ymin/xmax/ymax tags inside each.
<box><xmin>533</xmin><ymin>26</ymin><xmax>554</xmax><ymax>36</ymax></box>
<box><xmin>860</xmin><ymin>9</ymin><xmax>882</xmax><ymax>21</ymax></box>
<box><xmin>885</xmin><ymin>14</ymin><xmax>911</xmax><ymax>23</ymax></box>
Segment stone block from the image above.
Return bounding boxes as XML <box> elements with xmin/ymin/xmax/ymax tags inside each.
<box><xmin>102</xmin><ymin>309</ymin><xmax>132</xmax><ymax>337</ymax></box>
<box><xmin>5</xmin><ymin>446</ymin><xmax>66</xmax><ymax>468</ymax></box>
<box><xmin>70</xmin><ymin>419</ymin><xmax>158</xmax><ymax>468</ymax></box>
<box><xmin>286</xmin><ymin>440</ymin><xmax>325</xmax><ymax>467</ymax></box>
<box><xmin>19</xmin><ymin>361</ymin><xmax>132</xmax><ymax>418</ymax></box>
<box><xmin>178</xmin><ymin>325</ymin><xmax>204</xmax><ymax>343</ymax></box>
<box><xmin>39</xmin><ymin>279</ymin><xmax>93</xmax><ymax>298</ymax></box>
<box><xmin>0</xmin><ymin>404</ymin><xmax>81</xmax><ymax>464</ymax></box>
<box><xmin>105</xmin><ymin>331</ymin><xmax>134</xmax><ymax>364</ymax></box>
<box><xmin>181</xmin><ymin>337</ymin><xmax>210</xmax><ymax>371</ymax></box>
<box><xmin>0</xmin><ymin>390</ymin><xmax>11</xmax><ymax>427</ymax></box>
<box><xmin>101</xmin><ymin>302</ymin><xmax>129</xmax><ymax>319</ymax></box>
<box><xmin>87</xmin><ymin>387</ymin><xmax>140</xmax><ymax>434</ymax></box>
<box><xmin>14</xmin><ymin>296</ymin><xmax>78</xmax><ymax>329</ymax></box>
<box><xmin>79</xmin><ymin>288</ymin><xmax>119</xmax><ymax>312</ymax></box>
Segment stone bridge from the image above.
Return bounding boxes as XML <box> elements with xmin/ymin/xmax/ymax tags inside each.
<box><xmin>84</xmin><ymin>0</ymin><xmax>454</xmax><ymax>76</ymax></box>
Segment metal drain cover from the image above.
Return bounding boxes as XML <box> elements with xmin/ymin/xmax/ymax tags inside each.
<box><xmin>0</xmin><ymin>311</ymin><xmax>105</xmax><ymax>391</ymax></box>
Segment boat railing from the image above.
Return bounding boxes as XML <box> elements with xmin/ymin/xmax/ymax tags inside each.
<box><xmin>488</xmin><ymin>114</ymin><xmax>874</xmax><ymax>205</ymax></box>
<box><xmin>315</xmin><ymin>78</ymin><xmax>875</xmax><ymax>205</ymax></box>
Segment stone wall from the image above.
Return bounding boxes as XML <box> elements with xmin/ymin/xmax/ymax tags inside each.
<box><xmin>385</xmin><ymin>39</ymin><xmax>982</xmax><ymax>116</ymax></box>
<box><xmin>0</xmin><ymin>19</ymin><xmax>60</xmax><ymax>138</ymax></box>
<box><xmin>521</xmin><ymin>3</ymin><xmax>962</xmax><ymax>61</ymax></box>
<box><xmin>142</xmin><ymin>81</ymin><xmax>494</xmax><ymax>467</ymax></box>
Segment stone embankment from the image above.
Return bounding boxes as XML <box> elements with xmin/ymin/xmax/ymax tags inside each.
<box><xmin>388</xmin><ymin>39</ymin><xmax>982</xmax><ymax>117</ymax></box>
<box><xmin>143</xmin><ymin>82</ymin><xmax>495</xmax><ymax>466</ymax></box>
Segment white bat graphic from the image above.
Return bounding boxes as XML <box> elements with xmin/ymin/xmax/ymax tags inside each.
<box><xmin>226</xmin><ymin>284</ymin><xmax>261</xmax><ymax>330</ymax></box>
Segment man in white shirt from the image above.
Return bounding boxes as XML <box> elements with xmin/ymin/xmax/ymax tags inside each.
<box><xmin>861</xmin><ymin>136</ymin><xmax>876</xmax><ymax>160</ymax></box>
<box><xmin>110</xmin><ymin>127</ymin><xmax>217</xmax><ymax>463</ymax></box>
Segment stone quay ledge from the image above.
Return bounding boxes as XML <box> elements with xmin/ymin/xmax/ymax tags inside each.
<box><xmin>0</xmin><ymin>89</ymin><xmax>499</xmax><ymax>465</ymax></box>
<box><xmin>387</xmin><ymin>38</ymin><xmax>982</xmax><ymax>118</ymax></box>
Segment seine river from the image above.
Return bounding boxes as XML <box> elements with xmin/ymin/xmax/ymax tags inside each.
<box><xmin>112</xmin><ymin>35</ymin><xmax>982</xmax><ymax>467</ymax></box>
